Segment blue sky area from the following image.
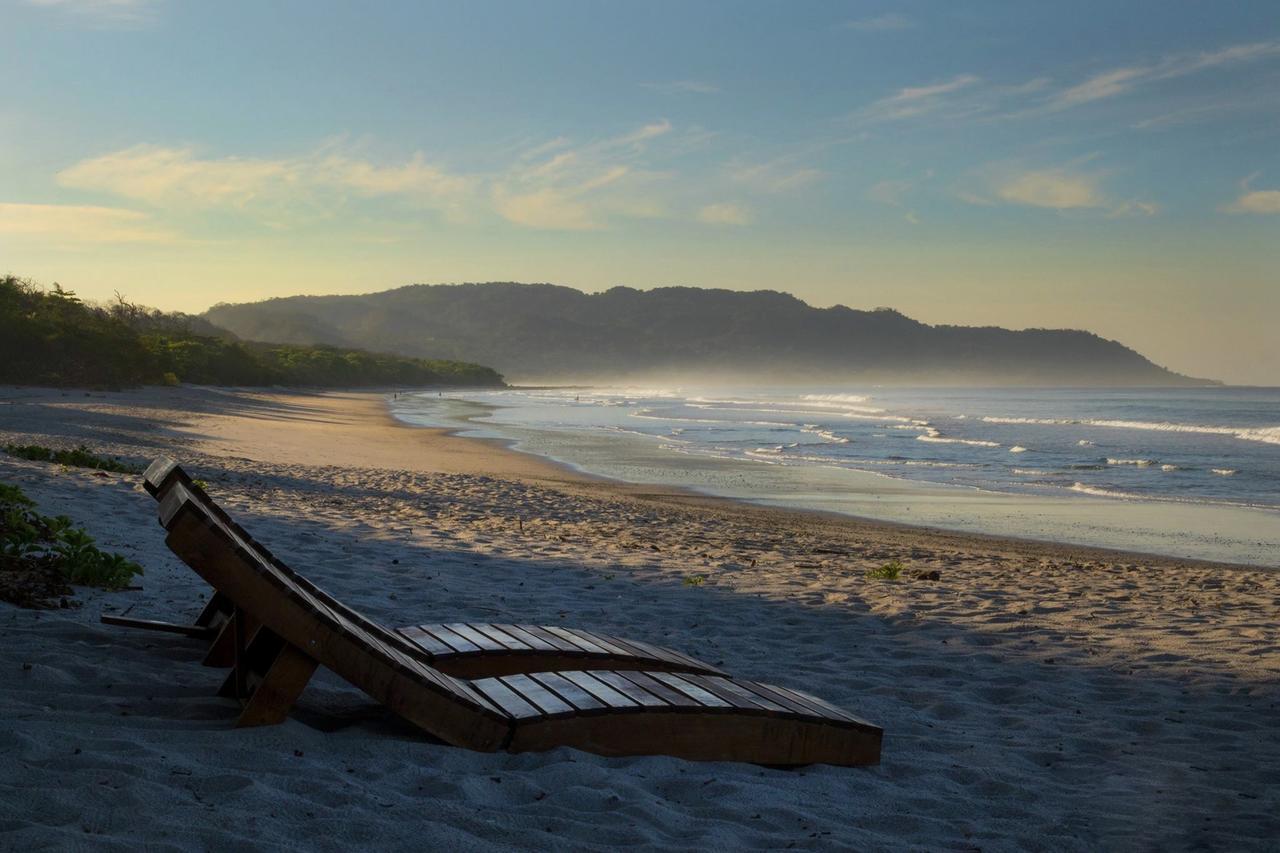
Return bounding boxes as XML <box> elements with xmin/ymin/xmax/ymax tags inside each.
<box><xmin>2</xmin><ymin>1</ymin><xmax>1278</xmax><ymax>382</ymax></box>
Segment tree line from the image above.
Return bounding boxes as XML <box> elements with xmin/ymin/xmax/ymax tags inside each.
<box><xmin>0</xmin><ymin>276</ymin><xmax>505</xmax><ymax>389</ymax></box>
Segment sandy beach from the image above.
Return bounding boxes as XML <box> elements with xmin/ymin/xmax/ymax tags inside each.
<box><xmin>1</xmin><ymin>385</ymin><xmax>1277</xmax><ymax>851</ymax></box>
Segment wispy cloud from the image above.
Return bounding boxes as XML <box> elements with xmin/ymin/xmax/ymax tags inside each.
<box><xmin>641</xmin><ymin>80</ymin><xmax>720</xmax><ymax>95</ymax></box>
<box><xmin>850</xmin><ymin>40</ymin><xmax>1280</xmax><ymax>128</ymax></box>
<box><xmin>0</xmin><ymin>202</ymin><xmax>174</xmax><ymax>243</ymax></box>
<box><xmin>24</xmin><ymin>0</ymin><xmax>160</xmax><ymax>28</ymax></box>
<box><xmin>866</xmin><ymin>179</ymin><xmax>912</xmax><ymax>206</ymax></box>
<box><xmin>996</xmin><ymin>169</ymin><xmax>1107</xmax><ymax>210</ymax></box>
<box><xmin>1222</xmin><ymin>173</ymin><xmax>1280</xmax><ymax>214</ymax></box>
<box><xmin>1049</xmin><ymin>41</ymin><xmax>1280</xmax><ymax>110</ymax></box>
<box><xmin>849</xmin><ymin>74</ymin><xmax>981</xmax><ymax>124</ymax></box>
<box><xmin>962</xmin><ymin>165</ymin><xmax>1157</xmax><ymax>216</ymax></box>
<box><xmin>697</xmin><ymin>202</ymin><xmax>752</xmax><ymax>226</ymax></box>
<box><xmin>56</xmin><ymin>143</ymin><xmax>476</xmax><ymax>223</ymax></box>
<box><xmin>492</xmin><ymin>121</ymin><xmax>675</xmax><ymax>230</ymax></box>
<box><xmin>728</xmin><ymin>156</ymin><xmax>823</xmax><ymax>192</ymax></box>
<box><xmin>842</xmin><ymin>14</ymin><xmax>913</xmax><ymax>32</ymax></box>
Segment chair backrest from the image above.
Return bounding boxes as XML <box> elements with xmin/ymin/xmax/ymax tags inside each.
<box><xmin>156</xmin><ymin>480</ymin><xmax>511</xmax><ymax>749</ymax></box>
<box><xmin>144</xmin><ymin>457</ymin><xmax>443</xmax><ymax>670</ymax></box>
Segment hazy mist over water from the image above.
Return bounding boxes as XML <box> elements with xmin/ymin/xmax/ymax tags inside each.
<box><xmin>393</xmin><ymin>384</ymin><xmax>1280</xmax><ymax>565</ymax></box>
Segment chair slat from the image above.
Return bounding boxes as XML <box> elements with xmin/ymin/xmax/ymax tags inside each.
<box><xmin>495</xmin><ymin>624</ymin><xmax>557</xmax><ymax>651</ymax></box>
<box><xmin>500</xmin><ymin>674</ymin><xmax>573</xmax><ymax>717</ymax></box>
<box><xmin>614</xmin><ymin>672</ymin><xmax>701</xmax><ymax>707</ymax></box>
<box><xmin>529</xmin><ymin>672</ymin><xmax>605</xmax><ymax>711</ymax></box>
<box><xmin>649</xmin><ymin>672</ymin><xmax>732</xmax><ymax>708</ymax></box>
<box><xmin>560</xmin><ymin>670</ymin><xmax>638</xmax><ymax>708</ymax></box>
<box><xmin>444</xmin><ymin>623</ymin><xmax>505</xmax><ymax>652</ymax></box>
<box><xmin>468</xmin><ymin>624</ymin><xmax>530</xmax><ymax>651</ymax></box>
<box><xmin>588</xmin><ymin>671</ymin><xmax>669</xmax><ymax>707</ymax></box>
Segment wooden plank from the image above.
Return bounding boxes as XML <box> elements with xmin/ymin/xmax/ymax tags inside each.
<box><xmin>424</xmin><ymin>625</ymin><xmax>482</xmax><ymax>654</ymax></box>
<box><xmin>500</xmin><ymin>674</ymin><xmax>573</xmax><ymax>717</ymax></box>
<box><xmin>588</xmin><ymin>671</ymin><xmax>669</xmax><ymax>707</ymax></box>
<box><xmin>696</xmin><ymin>676</ymin><xmax>788</xmax><ymax>713</ymax></box>
<box><xmin>236</xmin><ymin>643</ymin><xmax>318</xmax><ymax>728</ymax></box>
<box><xmin>604</xmin><ymin>635</ymin><xmax>688</xmax><ymax>669</ymax></box>
<box><xmin>736</xmin><ymin>681</ymin><xmax>831</xmax><ymax>721</ymax></box>
<box><xmin>99</xmin><ymin>614</ymin><xmax>217</xmax><ymax>639</ymax></box>
<box><xmin>195</xmin><ymin>592</ymin><xmax>232</xmax><ymax>628</ymax></box>
<box><xmin>768</xmin><ymin>684</ymin><xmax>863</xmax><ymax>725</ymax></box>
<box><xmin>444</xmin><ymin>623</ymin><xmax>505</xmax><ymax>652</ymax></box>
<box><xmin>518</xmin><ymin>625</ymin><xmax>582</xmax><ymax>653</ymax></box>
<box><xmin>494</xmin><ymin>624</ymin><xmax>557</xmax><ymax>651</ymax></box>
<box><xmin>543</xmin><ymin>627</ymin><xmax>607</xmax><ymax>655</ymax></box>
<box><xmin>468</xmin><ymin>623</ymin><xmax>530</xmax><ymax>651</ymax></box>
<box><xmin>528</xmin><ymin>672</ymin><xmax>604</xmax><ymax>711</ymax></box>
<box><xmin>613</xmin><ymin>672</ymin><xmax>701</xmax><ymax>708</ymax></box>
<box><xmin>395</xmin><ymin>626</ymin><xmax>453</xmax><ymax>657</ymax></box>
<box><xmin>649</xmin><ymin>672</ymin><xmax>732</xmax><ymax>708</ymax></box>
<box><xmin>471</xmin><ymin>677</ymin><xmax>539</xmax><ymax>719</ymax></box>
<box><xmin>561</xmin><ymin>629</ymin><xmax>633</xmax><ymax>658</ymax></box>
<box><xmin>561</xmin><ymin>671</ymin><xmax>639</xmax><ymax>708</ymax></box>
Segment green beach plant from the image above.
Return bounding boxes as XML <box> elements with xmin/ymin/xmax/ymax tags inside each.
<box><xmin>0</xmin><ymin>481</ymin><xmax>143</xmax><ymax>604</ymax></box>
<box><xmin>866</xmin><ymin>560</ymin><xmax>905</xmax><ymax>580</ymax></box>
<box><xmin>4</xmin><ymin>443</ymin><xmax>142</xmax><ymax>474</ymax></box>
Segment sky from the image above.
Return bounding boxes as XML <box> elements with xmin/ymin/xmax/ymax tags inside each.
<box><xmin>2</xmin><ymin>1</ymin><xmax>1278</xmax><ymax>384</ymax></box>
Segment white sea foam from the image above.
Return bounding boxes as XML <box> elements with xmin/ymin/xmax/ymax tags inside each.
<box><xmin>1212</xmin><ymin>468</ymin><xmax>1238</xmax><ymax>476</ymax></box>
<box><xmin>801</xmin><ymin>393</ymin><xmax>872</xmax><ymax>404</ymax></box>
<box><xmin>916</xmin><ymin>427</ymin><xmax>1000</xmax><ymax>447</ymax></box>
<box><xmin>1077</xmin><ymin>439</ymin><xmax>1095</xmax><ymax>446</ymax></box>
<box><xmin>981</xmin><ymin>416</ymin><xmax>1280</xmax><ymax>446</ymax></box>
<box><xmin>1009</xmin><ymin>446</ymin><xmax>1028</xmax><ymax>453</ymax></box>
<box><xmin>1070</xmin><ymin>482</ymin><xmax>1140</xmax><ymax>499</ymax></box>
<box><xmin>800</xmin><ymin>425</ymin><xmax>850</xmax><ymax>444</ymax></box>
<box><xmin>1107</xmin><ymin>458</ymin><xmax>1156</xmax><ymax>467</ymax></box>
<box><xmin>1160</xmin><ymin>464</ymin><xmax>1179</xmax><ymax>472</ymax></box>
<box><xmin>1012</xmin><ymin>468</ymin><xmax>1050</xmax><ymax>475</ymax></box>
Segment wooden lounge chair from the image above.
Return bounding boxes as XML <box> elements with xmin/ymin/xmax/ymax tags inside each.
<box><xmin>155</xmin><ymin>480</ymin><xmax>882</xmax><ymax>765</ymax></box>
<box><xmin>105</xmin><ymin>457</ymin><xmax>722</xmax><ymax>680</ymax></box>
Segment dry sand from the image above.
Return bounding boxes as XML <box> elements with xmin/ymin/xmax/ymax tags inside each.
<box><xmin>1</xmin><ymin>385</ymin><xmax>1277</xmax><ymax>851</ymax></box>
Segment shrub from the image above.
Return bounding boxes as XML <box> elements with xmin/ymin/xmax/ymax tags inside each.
<box><xmin>866</xmin><ymin>559</ymin><xmax>905</xmax><ymax>580</ymax></box>
<box><xmin>0</xmin><ymin>481</ymin><xmax>143</xmax><ymax>605</ymax></box>
<box><xmin>4</xmin><ymin>443</ymin><xmax>142</xmax><ymax>474</ymax></box>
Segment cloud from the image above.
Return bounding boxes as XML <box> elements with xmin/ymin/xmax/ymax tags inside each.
<box><xmin>843</xmin><ymin>14</ymin><xmax>913</xmax><ymax>32</ymax></box>
<box><xmin>1049</xmin><ymin>40</ymin><xmax>1280</xmax><ymax>110</ymax></box>
<box><xmin>728</xmin><ymin>158</ymin><xmax>823</xmax><ymax>193</ymax></box>
<box><xmin>851</xmin><ymin>40</ymin><xmax>1280</xmax><ymax>128</ymax></box>
<box><xmin>491</xmin><ymin>121</ymin><xmax>676</xmax><ymax>230</ymax></box>
<box><xmin>24</xmin><ymin>0</ymin><xmax>160</xmax><ymax>28</ymax></box>
<box><xmin>995</xmin><ymin>170</ymin><xmax>1106</xmax><ymax>209</ymax></box>
<box><xmin>866</xmin><ymin>179</ymin><xmax>912</xmax><ymax>206</ymax></box>
<box><xmin>1224</xmin><ymin>190</ymin><xmax>1280</xmax><ymax>213</ymax></box>
<box><xmin>849</xmin><ymin>74</ymin><xmax>981</xmax><ymax>124</ymax></box>
<box><xmin>697</xmin><ymin>203</ymin><xmax>752</xmax><ymax>226</ymax></box>
<box><xmin>56</xmin><ymin>144</ymin><xmax>476</xmax><ymax>223</ymax></box>
<box><xmin>967</xmin><ymin>167</ymin><xmax>1158</xmax><ymax>216</ymax></box>
<box><xmin>642</xmin><ymin>80</ymin><xmax>720</xmax><ymax>95</ymax></box>
<box><xmin>1222</xmin><ymin>174</ymin><xmax>1280</xmax><ymax>214</ymax></box>
<box><xmin>0</xmin><ymin>202</ymin><xmax>173</xmax><ymax>243</ymax></box>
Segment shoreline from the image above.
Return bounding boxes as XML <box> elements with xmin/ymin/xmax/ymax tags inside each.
<box><xmin>386</xmin><ymin>392</ymin><xmax>1274</xmax><ymax>572</ymax></box>
<box><xmin>2</xmin><ymin>384</ymin><xmax>1278</xmax><ymax>850</ymax></box>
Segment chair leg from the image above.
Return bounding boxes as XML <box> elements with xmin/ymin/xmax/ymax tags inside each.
<box><xmin>204</xmin><ymin>608</ymin><xmax>259</xmax><ymax>668</ymax></box>
<box><xmin>235</xmin><ymin>642</ymin><xmax>318</xmax><ymax>728</ymax></box>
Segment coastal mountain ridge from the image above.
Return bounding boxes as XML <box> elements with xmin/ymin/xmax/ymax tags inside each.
<box><xmin>204</xmin><ymin>283</ymin><xmax>1212</xmax><ymax>386</ymax></box>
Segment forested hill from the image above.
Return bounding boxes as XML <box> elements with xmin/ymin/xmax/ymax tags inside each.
<box><xmin>0</xmin><ymin>276</ymin><xmax>504</xmax><ymax>389</ymax></box>
<box><xmin>204</xmin><ymin>282</ymin><xmax>1210</xmax><ymax>386</ymax></box>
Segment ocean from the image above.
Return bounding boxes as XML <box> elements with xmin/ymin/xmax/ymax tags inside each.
<box><xmin>391</xmin><ymin>386</ymin><xmax>1280</xmax><ymax>566</ymax></box>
